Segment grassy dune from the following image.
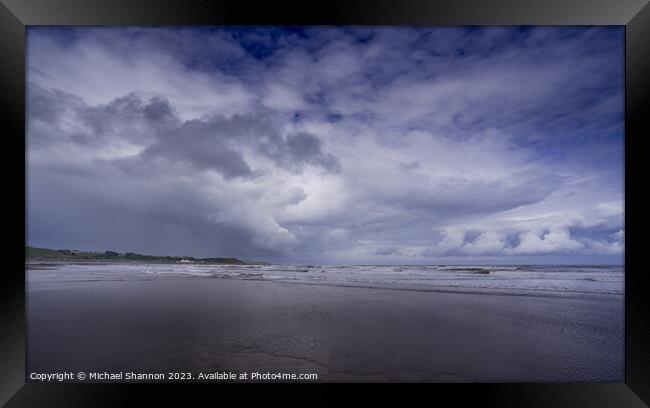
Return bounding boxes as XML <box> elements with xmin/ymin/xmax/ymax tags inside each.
<box><xmin>26</xmin><ymin>246</ymin><xmax>246</xmax><ymax>264</ymax></box>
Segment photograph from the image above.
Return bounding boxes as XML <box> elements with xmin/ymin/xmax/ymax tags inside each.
<box><xmin>25</xmin><ymin>26</ymin><xmax>625</xmax><ymax>383</ymax></box>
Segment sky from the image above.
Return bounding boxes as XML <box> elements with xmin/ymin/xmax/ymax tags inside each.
<box><xmin>26</xmin><ymin>26</ymin><xmax>624</xmax><ymax>264</ymax></box>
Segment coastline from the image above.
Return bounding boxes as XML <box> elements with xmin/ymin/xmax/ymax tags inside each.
<box><xmin>27</xmin><ymin>275</ymin><xmax>624</xmax><ymax>382</ymax></box>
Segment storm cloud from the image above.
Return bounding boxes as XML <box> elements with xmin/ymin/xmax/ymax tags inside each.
<box><xmin>27</xmin><ymin>27</ymin><xmax>624</xmax><ymax>264</ymax></box>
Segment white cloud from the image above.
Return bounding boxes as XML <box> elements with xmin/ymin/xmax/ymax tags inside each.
<box><xmin>462</xmin><ymin>231</ymin><xmax>508</xmax><ymax>255</ymax></box>
<box><xmin>512</xmin><ymin>228</ymin><xmax>584</xmax><ymax>254</ymax></box>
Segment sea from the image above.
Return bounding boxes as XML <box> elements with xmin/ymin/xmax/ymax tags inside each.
<box><xmin>27</xmin><ymin>263</ymin><xmax>624</xmax><ymax>298</ymax></box>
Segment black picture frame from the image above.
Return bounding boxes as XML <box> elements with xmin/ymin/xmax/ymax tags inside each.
<box><xmin>1</xmin><ymin>0</ymin><xmax>648</xmax><ymax>406</ymax></box>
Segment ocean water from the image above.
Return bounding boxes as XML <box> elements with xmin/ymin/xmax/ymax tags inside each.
<box><xmin>27</xmin><ymin>263</ymin><xmax>624</xmax><ymax>298</ymax></box>
<box><xmin>26</xmin><ymin>262</ymin><xmax>625</xmax><ymax>382</ymax></box>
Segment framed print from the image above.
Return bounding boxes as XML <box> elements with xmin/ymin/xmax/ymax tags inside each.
<box><xmin>1</xmin><ymin>0</ymin><xmax>649</xmax><ymax>406</ymax></box>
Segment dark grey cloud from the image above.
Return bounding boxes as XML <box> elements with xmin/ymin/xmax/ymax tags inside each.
<box><xmin>29</xmin><ymin>87</ymin><xmax>340</xmax><ymax>180</ymax></box>
<box><xmin>141</xmin><ymin>118</ymin><xmax>255</xmax><ymax>179</ymax></box>
<box><xmin>143</xmin><ymin>97</ymin><xmax>174</xmax><ymax>121</ymax></box>
<box><xmin>141</xmin><ymin>111</ymin><xmax>340</xmax><ymax>178</ymax></box>
<box><xmin>28</xmin><ymin>86</ymin><xmax>75</xmax><ymax>124</ymax></box>
<box><xmin>27</xmin><ymin>166</ymin><xmax>280</xmax><ymax>259</ymax></box>
<box><xmin>263</xmin><ymin>131</ymin><xmax>341</xmax><ymax>173</ymax></box>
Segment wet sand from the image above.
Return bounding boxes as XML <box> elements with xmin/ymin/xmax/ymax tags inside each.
<box><xmin>27</xmin><ymin>278</ymin><xmax>623</xmax><ymax>382</ymax></box>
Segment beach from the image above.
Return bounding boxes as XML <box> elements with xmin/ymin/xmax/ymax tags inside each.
<box><xmin>26</xmin><ymin>264</ymin><xmax>624</xmax><ymax>382</ymax></box>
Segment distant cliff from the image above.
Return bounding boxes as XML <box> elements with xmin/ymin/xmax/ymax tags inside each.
<box><xmin>26</xmin><ymin>246</ymin><xmax>248</xmax><ymax>264</ymax></box>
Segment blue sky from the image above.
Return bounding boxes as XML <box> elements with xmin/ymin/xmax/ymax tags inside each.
<box><xmin>27</xmin><ymin>26</ymin><xmax>624</xmax><ymax>264</ymax></box>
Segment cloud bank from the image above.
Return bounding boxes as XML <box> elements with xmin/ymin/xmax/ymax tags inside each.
<box><xmin>27</xmin><ymin>27</ymin><xmax>624</xmax><ymax>264</ymax></box>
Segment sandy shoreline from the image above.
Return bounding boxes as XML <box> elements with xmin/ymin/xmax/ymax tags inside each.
<box><xmin>27</xmin><ymin>278</ymin><xmax>623</xmax><ymax>382</ymax></box>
